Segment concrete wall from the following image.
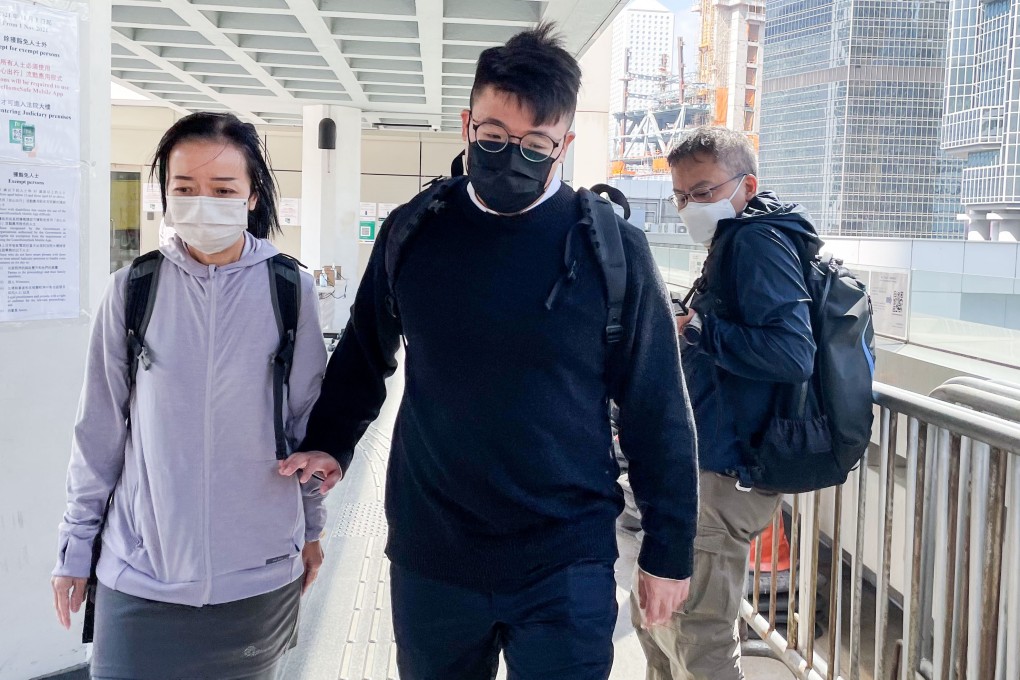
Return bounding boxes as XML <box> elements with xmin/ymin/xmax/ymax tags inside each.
<box><xmin>0</xmin><ymin>3</ymin><xmax>110</xmax><ymax>678</ymax></box>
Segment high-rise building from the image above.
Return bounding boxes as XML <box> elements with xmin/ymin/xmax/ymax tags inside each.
<box><xmin>760</xmin><ymin>0</ymin><xmax>964</xmax><ymax>238</ymax></box>
<box><xmin>942</xmin><ymin>0</ymin><xmax>1020</xmax><ymax>240</ymax></box>
<box><xmin>697</xmin><ymin>0</ymin><xmax>766</xmax><ymax>142</ymax></box>
<box><xmin>610</xmin><ymin>0</ymin><xmax>676</xmax><ymax>115</ymax></box>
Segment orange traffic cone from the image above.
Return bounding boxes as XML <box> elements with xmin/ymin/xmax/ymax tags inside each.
<box><xmin>750</xmin><ymin>515</ymin><xmax>791</xmax><ymax>572</ymax></box>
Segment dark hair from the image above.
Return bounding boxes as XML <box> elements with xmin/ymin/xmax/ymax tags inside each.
<box><xmin>150</xmin><ymin>112</ymin><xmax>281</xmax><ymax>239</ymax></box>
<box><xmin>667</xmin><ymin>126</ymin><xmax>758</xmax><ymax>177</ymax></box>
<box><xmin>470</xmin><ymin>23</ymin><xmax>582</xmax><ymax>127</ymax></box>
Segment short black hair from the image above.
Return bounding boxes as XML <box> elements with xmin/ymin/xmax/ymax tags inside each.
<box><xmin>667</xmin><ymin>126</ymin><xmax>758</xmax><ymax>177</ymax></box>
<box><xmin>470</xmin><ymin>23</ymin><xmax>582</xmax><ymax>127</ymax></box>
<box><xmin>150</xmin><ymin>112</ymin><xmax>281</xmax><ymax>239</ymax></box>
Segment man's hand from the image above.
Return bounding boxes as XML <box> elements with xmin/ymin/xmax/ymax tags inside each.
<box><xmin>301</xmin><ymin>540</ymin><xmax>324</xmax><ymax>595</ymax></box>
<box><xmin>637</xmin><ymin>569</ymin><xmax>691</xmax><ymax>628</ymax></box>
<box><xmin>675</xmin><ymin>308</ymin><xmax>696</xmax><ymax>334</ymax></box>
<box><xmin>278</xmin><ymin>451</ymin><xmax>343</xmax><ymax>493</ymax></box>
<box><xmin>51</xmin><ymin>575</ymin><xmax>88</xmax><ymax>630</ymax></box>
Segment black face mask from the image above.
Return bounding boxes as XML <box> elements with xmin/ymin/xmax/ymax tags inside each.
<box><xmin>467</xmin><ymin>141</ymin><xmax>557</xmax><ymax>215</ymax></box>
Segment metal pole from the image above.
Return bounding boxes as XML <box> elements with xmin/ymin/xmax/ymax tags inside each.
<box><xmin>828</xmin><ymin>485</ymin><xmax>843</xmax><ymax>680</ymax></box>
<box><xmin>903</xmin><ymin>418</ymin><xmax>927</xmax><ymax>680</ymax></box>
<box><xmin>850</xmin><ymin>444</ymin><xmax>870</xmax><ymax>680</ymax></box>
<box><xmin>874</xmin><ymin>410</ymin><xmax>897</xmax><ymax>680</ymax></box>
<box><xmin>932</xmin><ymin>429</ymin><xmax>953</xmax><ymax>680</ymax></box>
<box><xmin>754</xmin><ymin>521</ymin><xmax>764</xmax><ymax>615</ymax></box>
<box><xmin>953</xmin><ymin>438</ymin><xmax>973</xmax><ymax>680</ymax></box>
<box><xmin>789</xmin><ymin>494</ymin><xmax>801</xmax><ymax>652</ymax></box>
<box><xmin>918</xmin><ymin>424</ymin><xmax>938</xmax><ymax>665</ymax></box>
<box><xmin>806</xmin><ymin>490</ymin><xmax>821</xmax><ymax>664</ymax></box>
<box><xmin>967</xmin><ymin>441</ymin><xmax>990</xmax><ymax>680</ymax></box>
<box><xmin>1005</xmin><ymin>455</ymin><xmax>1020</xmax><ymax>680</ymax></box>
<box><xmin>978</xmin><ymin>448</ymin><xmax>1007</xmax><ymax>679</ymax></box>
<box><xmin>770</xmin><ymin>510</ymin><xmax>780</xmax><ymax>632</ymax></box>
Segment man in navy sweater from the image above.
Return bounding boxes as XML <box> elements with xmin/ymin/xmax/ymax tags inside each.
<box><xmin>282</xmin><ymin>24</ymin><xmax>699</xmax><ymax>680</ymax></box>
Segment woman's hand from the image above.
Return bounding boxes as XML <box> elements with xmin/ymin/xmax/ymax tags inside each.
<box><xmin>301</xmin><ymin>540</ymin><xmax>324</xmax><ymax>595</ymax></box>
<box><xmin>51</xmin><ymin>575</ymin><xmax>89</xmax><ymax>629</ymax></box>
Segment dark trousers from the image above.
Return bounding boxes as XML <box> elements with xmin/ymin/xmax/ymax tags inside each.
<box><xmin>390</xmin><ymin>560</ymin><xmax>618</xmax><ymax>680</ymax></box>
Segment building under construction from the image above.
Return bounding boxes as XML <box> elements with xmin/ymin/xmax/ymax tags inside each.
<box><xmin>609</xmin><ymin>41</ymin><xmax>712</xmax><ymax>178</ymax></box>
<box><xmin>608</xmin><ymin>0</ymin><xmax>765</xmax><ymax>179</ymax></box>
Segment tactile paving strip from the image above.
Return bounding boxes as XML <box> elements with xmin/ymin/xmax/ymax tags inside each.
<box><xmin>332</xmin><ymin>502</ymin><xmax>388</xmax><ymax>538</ymax></box>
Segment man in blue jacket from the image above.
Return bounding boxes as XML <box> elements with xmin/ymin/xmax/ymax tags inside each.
<box><xmin>632</xmin><ymin>126</ymin><xmax>819</xmax><ymax>679</ymax></box>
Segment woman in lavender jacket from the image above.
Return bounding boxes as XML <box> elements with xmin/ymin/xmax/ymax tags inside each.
<box><xmin>51</xmin><ymin>112</ymin><xmax>328</xmax><ymax>680</ymax></box>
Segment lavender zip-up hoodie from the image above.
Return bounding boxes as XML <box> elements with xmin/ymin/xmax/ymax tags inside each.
<box><xmin>53</xmin><ymin>233</ymin><xmax>327</xmax><ymax>607</ymax></box>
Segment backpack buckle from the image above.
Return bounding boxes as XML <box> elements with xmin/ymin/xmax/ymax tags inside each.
<box><xmin>605</xmin><ymin>324</ymin><xmax>623</xmax><ymax>344</ymax></box>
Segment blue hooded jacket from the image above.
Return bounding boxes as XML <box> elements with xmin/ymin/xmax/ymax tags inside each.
<box><xmin>683</xmin><ymin>191</ymin><xmax>820</xmax><ymax>476</ymax></box>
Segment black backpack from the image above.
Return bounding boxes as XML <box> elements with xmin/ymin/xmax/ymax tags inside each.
<box><xmin>697</xmin><ymin>225</ymin><xmax>876</xmax><ymax>493</ymax></box>
<box><xmin>383</xmin><ymin>175</ymin><xmax>630</xmax><ymax>360</ymax></box>
<box><xmin>81</xmin><ymin>250</ymin><xmax>302</xmax><ymax>643</ymax></box>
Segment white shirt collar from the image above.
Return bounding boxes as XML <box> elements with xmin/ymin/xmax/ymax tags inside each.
<box><xmin>467</xmin><ymin>175</ymin><xmax>563</xmax><ymax>215</ymax></box>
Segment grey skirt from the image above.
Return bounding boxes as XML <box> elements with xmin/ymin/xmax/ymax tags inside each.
<box><xmin>90</xmin><ymin>578</ymin><xmax>301</xmax><ymax>680</ymax></box>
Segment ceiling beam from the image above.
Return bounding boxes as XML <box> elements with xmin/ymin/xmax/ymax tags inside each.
<box><xmin>284</xmin><ymin>0</ymin><xmax>368</xmax><ymax>108</ymax></box>
<box><xmin>111</xmin><ymin>30</ymin><xmax>266</xmax><ymax>123</ymax></box>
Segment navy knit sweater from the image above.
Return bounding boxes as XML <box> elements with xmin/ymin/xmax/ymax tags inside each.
<box><xmin>299</xmin><ymin>181</ymin><xmax>699</xmax><ymax>589</ymax></box>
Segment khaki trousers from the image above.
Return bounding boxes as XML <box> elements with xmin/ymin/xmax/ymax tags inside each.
<box><xmin>631</xmin><ymin>471</ymin><xmax>781</xmax><ymax>680</ymax></box>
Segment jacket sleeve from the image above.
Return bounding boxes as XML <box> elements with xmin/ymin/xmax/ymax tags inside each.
<box><xmin>614</xmin><ymin>225</ymin><xmax>700</xmax><ymax>581</ymax></box>
<box><xmin>296</xmin><ymin>216</ymin><xmax>403</xmax><ymax>472</ymax></box>
<box><xmin>285</xmin><ymin>273</ymin><xmax>329</xmax><ymax>542</ymax></box>
<box><xmin>53</xmin><ymin>272</ymin><xmax>131</xmax><ymax>578</ymax></box>
<box><xmin>698</xmin><ymin>226</ymin><xmax>816</xmax><ymax>383</ymax></box>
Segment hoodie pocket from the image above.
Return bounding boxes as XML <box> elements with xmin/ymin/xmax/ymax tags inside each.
<box><xmin>210</xmin><ymin>461</ymin><xmax>304</xmax><ymax>576</ymax></box>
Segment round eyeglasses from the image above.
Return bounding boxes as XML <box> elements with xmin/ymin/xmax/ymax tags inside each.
<box><xmin>669</xmin><ymin>174</ymin><xmax>747</xmax><ymax>210</ymax></box>
<box><xmin>470</xmin><ymin>119</ymin><xmax>562</xmax><ymax>163</ymax></box>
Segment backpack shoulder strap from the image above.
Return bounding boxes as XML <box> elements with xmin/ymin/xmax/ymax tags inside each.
<box><xmin>578</xmin><ymin>188</ymin><xmax>627</xmax><ymax>345</ymax></box>
<box><xmin>384</xmin><ymin>175</ymin><xmax>466</xmax><ymax>319</ymax></box>
<box><xmin>268</xmin><ymin>253</ymin><xmax>302</xmax><ymax>460</ymax></box>
<box><xmin>125</xmin><ymin>250</ymin><xmax>164</xmax><ymax>388</ymax></box>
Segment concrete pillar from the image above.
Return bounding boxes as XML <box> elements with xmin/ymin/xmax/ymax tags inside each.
<box><xmin>996</xmin><ymin>218</ymin><xmax>1020</xmax><ymax>242</ymax></box>
<box><xmin>571</xmin><ymin>26</ymin><xmax>613</xmax><ymax>190</ymax></box>
<box><xmin>300</xmin><ymin>105</ymin><xmax>362</xmax><ymax>330</ymax></box>
<box><xmin>0</xmin><ymin>2</ymin><xmax>110</xmax><ymax>678</ymax></box>
<box><xmin>966</xmin><ymin>212</ymin><xmax>992</xmax><ymax>240</ymax></box>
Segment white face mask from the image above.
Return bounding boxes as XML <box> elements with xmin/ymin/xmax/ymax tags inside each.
<box><xmin>679</xmin><ymin>180</ymin><xmax>744</xmax><ymax>245</ymax></box>
<box><xmin>165</xmin><ymin>196</ymin><xmax>249</xmax><ymax>255</ymax></box>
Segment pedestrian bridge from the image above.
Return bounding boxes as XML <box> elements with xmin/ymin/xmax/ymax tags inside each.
<box><xmin>272</xmin><ymin>357</ymin><xmax>1020</xmax><ymax>680</ymax></box>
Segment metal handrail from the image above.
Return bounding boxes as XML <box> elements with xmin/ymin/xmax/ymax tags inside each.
<box><xmin>742</xmin><ymin>380</ymin><xmax>1020</xmax><ymax>680</ymax></box>
<box><xmin>938</xmin><ymin>376</ymin><xmax>1020</xmax><ymax>403</ymax></box>
<box><xmin>927</xmin><ymin>384</ymin><xmax>1020</xmax><ymax>423</ymax></box>
<box><xmin>876</xmin><ymin>383</ymin><xmax>1020</xmax><ymax>446</ymax></box>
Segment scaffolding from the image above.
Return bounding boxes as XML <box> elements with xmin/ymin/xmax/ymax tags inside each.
<box><xmin>609</xmin><ymin>41</ymin><xmax>711</xmax><ymax>178</ymax></box>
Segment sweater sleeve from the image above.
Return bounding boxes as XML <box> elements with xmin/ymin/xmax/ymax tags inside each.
<box><xmin>53</xmin><ymin>272</ymin><xmax>131</xmax><ymax>578</ymax></box>
<box><xmin>296</xmin><ymin>217</ymin><xmax>403</xmax><ymax>472</ymax></box>
<box><xmin>698</xmin><ymin>226</ymin><xmax>816</xmax><ymax>383</ymax></box>
<box><xmin>614</xmin><ymin>224</ymin><xmax>700</xmax><ymax>581</ymax></box>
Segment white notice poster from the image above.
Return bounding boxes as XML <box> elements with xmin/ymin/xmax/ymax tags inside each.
<box><xmin>0</xmin><ymin>162</ymin><xmax>79</xmax><ymax>321</ymax></box>
<box><xmin>688</xmin><ymin>251</ymin><xmax>707</xmax><ymax>276</ymax></box>
<box><xmin>378</xmin><ymin>202</ymin><xmax>399</xmax><ymax>220</ymax></box>
<box><xmin>0</xmin><ymin>1</ymin><xmax>80</xmax><ymax>163</ymax></box>
<box><xmin>279</xmin><ymin>197</ymin><xmax>301</xmax><ymax>226</ymax></box>
<box><xmin>142</xmin><ymin>182</ymin><xmax>161</xmax><ymax>213</ymax></box>
<box><xmin>869</xmin><ymin>269</ymin><xmax>910</xmax><ymax>341</ymax></box>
